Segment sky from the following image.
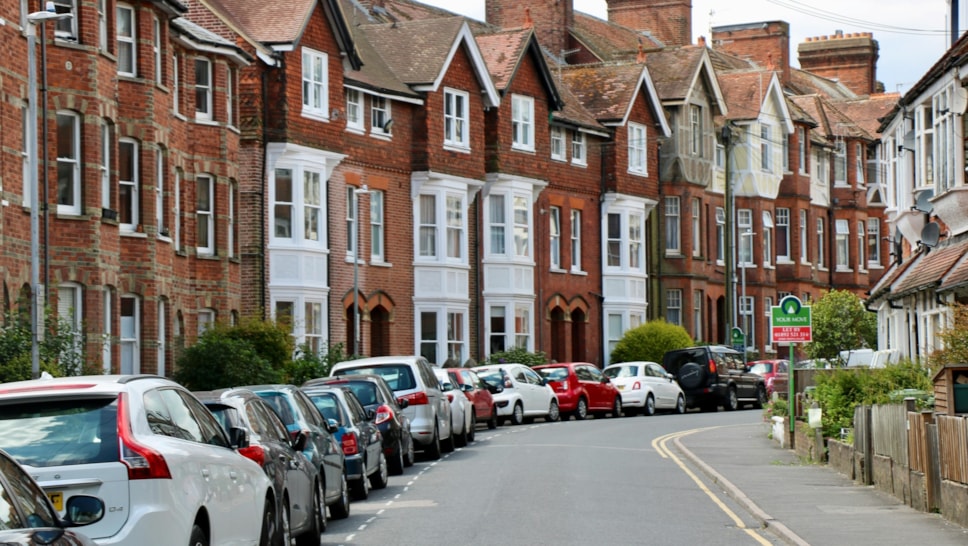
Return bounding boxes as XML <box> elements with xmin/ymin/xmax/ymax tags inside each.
<box><xmin>419</xmin><ymin>0</ymin><xmax>961</xmax><ymax>96</ymax></box>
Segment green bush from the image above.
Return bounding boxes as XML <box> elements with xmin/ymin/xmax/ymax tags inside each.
<box><xmin>286</xmin><ymin>342</ymin><xmax>353</xmax><ymax>385</ymax></box>
<box><xmin>610</xmin><ymin>319</ymin><xmax>693</xmax><ymax>364</ymax></box>
<box><xmin>485</xmin><ymin>346</ymin><xmax>547</xmax><ymax>367</ymax></box>
<box><xmin>811</xmin><ymin>360</ymin><xmax>931</xmax><ymax>439</ymax></box>
<box><xmin>173</xmin><ymin>331</ymin><xmax>280</xmax><ymax>390</ymax></box>
<box><xmin>0</xmin><ymin>309</ymin><xmax>90</xmax><ymax>382</ymax></box>
<box><xmin>218</xmin><ymin>317</ymin><xmax>295</xmax><ymax>374</ymax></box>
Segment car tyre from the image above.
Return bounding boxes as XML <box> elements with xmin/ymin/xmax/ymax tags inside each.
<box><xmin>467</xmin><ymin>412</ymin><xmax>476</xmax><ymax>442</ymax></box>
<box><xmin>329</xmin><ymin>475</ymin><xmax>350</xmax><ymax>520</ymax></box>
<box><xmin>389</xmin><ymin>439</ymin><xmax>405</xmax><ymax>475</ymax></box>
<box><xmin>753</xmin><ymin>385</ymin><xmax>767</xmax><ymax>409</ymax></box>
<box><xmin>487</xmin><ymin>406</ymin><xmax>498</xmax><ymax>429</ymax></box>
<box><xmin>370</xmin><ymin>452</ymin><xmax>389</xmax><ymax>490</ymax></box>
<box><xmin>677</xmin><ymin>362</ymin><xmax>706</xmax><ymax>390</ymax></box>
<box><xmin>611</xmin><ymin>397</ymin><xmax>623</xmax><ymax>418</ymax></box>
<box><xmin>510</xmin><ymin>402</ymin><xmax>525</xmax><ymax>426</ymax></box>
<box><xmin>404</xmin><ymin>435</ymin><xmax>416</xmax><ymax>467</ymax></box>
<box><xmin>425</xmin><ymin>426</ymin><xmax>442</xmax><ymax>460</ymax></box>
<box><xmin>724</xmin><ymin>387</ymin><xmax>739</xmax><ymax>411</ymax></box>
<box><xmin>258</xmin><ymin>499</ymin><xmax>274</xmax><ymax>546</ymax></box>
<box><xmin>296</xmin><ymin>481</ymin><xmax>323</xmax><ymax>546</ymax></box>
<box><xmin>574</xmin><ymin>397</ymin><xmax>588</xmax><ymax>420</ymax></box>
<box><xmin>351</xmin><ymin>466</ymin><xmax>370</xmax><ymax>500</ymax></box>
<box><xmin>455</xmin><ymin>416</ymin><xmax>468</xmax><ymax>447</ymax></box>
<box><xmin>277</xmin><ymin>502</ymin><xmax>291</xmax><ymax>546</ymax></box>
<box><xmin>546</xmin><ymin>399</ymin><xmax>560</xmax><ymax>422</ymax></box>
<box><xmin>189</xmin><ymin>523</ymin><xmax>208</xmax><ymax>546</ymax></box>
<box><xmin>442</xmin><ymin>421</ymin><xmax>456</xmax><ymax>452</ymax></box>
<box><xmin>644</xmin><ymin>394</ymin><xmax>656</xmax><ymax>416</ymax></box>
<box><xmin>675</xmin><ymin>394</ymin><xmax>686</xmax><ymax>414</ymax></box>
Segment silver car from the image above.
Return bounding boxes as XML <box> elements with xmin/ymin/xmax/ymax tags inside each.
<box><xmin>331</xmin><ymin>356</ymin><xmax>453</xmax><ymax>460</ymax></box>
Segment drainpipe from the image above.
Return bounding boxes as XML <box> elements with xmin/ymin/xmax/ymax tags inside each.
<box><xmin>722</xmin><ymin>123</ymin><xmax>735</xmax><ymax>340</ymax></box>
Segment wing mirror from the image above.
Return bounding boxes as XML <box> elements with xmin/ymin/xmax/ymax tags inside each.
<box><xmin>325</xmin><ymin>418</ymin><xmax>339</xmax><ymax>434</ymax></box>
<box><xmin>291</xmin><ymin>429</ymin><xmax>309</xmax><ymax>451</ymax></box>
<box><xmin>228</xmin><ymin>426</ymin><xmax>250</xmax><ymax>449</ymax></box>
<box><xmin>397</xmin><ymin>397</ymin><xmax>410</xmax><ymax>409</ymax></box>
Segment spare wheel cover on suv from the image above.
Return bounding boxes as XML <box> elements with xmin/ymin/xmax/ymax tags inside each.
<box><xmin>677</xmin><ymin>362</ymin><xmax>707</xmax><ymax>390</ymax></box>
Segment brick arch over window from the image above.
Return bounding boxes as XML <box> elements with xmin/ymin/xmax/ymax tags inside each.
<box><xmin>366</xmin><ymin>291</ymin><xmax>395</xmax><ymax>357</ymax></box>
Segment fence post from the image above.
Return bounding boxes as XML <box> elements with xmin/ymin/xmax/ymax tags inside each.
<box><xmin>923</xmin><ymin>412</ymin><xmax>938</xmax><ymax>512</ymax></box>
<box><xmin>862</xmin><ymin>405</ymin><xmax>873</xmax><ymax>485</ymax></box>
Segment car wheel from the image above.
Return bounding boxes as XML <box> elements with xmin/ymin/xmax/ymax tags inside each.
<box><xmin>487</xmin><ymin>406</ymin><xmax>498</xmax><ymax>429</ymax></box>
<box><xmin>296</xmin><ymin>481</ymin><xmax>323</xmax><ymax>546</ymax></box>
<box><xmin>455</xmin><ymin>416</ymin><xmax>468</xmax><ymax>447</ymax></box>
<box><xmin>442</xmin><ymin>420</ymin><xmax>456</xmax><ymax>452</ymax></box>
<box><xmin>611</xmin><ymin>397</ymin><xmax>623</xmax><ymax>418</ymax></box>
<box><xmin>189</xmin><ymin>523</ymin><xmax>208</xmax><ymax>546</ymax></box>
<box><xmin>329</xmin><ymin>474</ymin><xmax>350</xmax><ymax>520</ymax></box>
<box><xmin>370</xmin><ymin>452</ymin><xmax>389</xmax><ymax>490</ymax></box>
<box><xmin>675</xmin><ymin>394</ymin><xmax>686</xmax><ymax>414</ymax></box>
<box><xmin>389</xmin><ymin>439</ymin><xmax>405</xmax><ymax>476</ymax></box>
<box><xmin>574</xmin><ymin>397</ymin><xmax>588</xmax><ymax>420</ymax></box>
<box><xmin>426</xmin><ymin>426</ymin><xmax>442</xmax><ymax>460</ymax></box>
<box><xmin>258</xmin><ymin>499</ymin><xmax>274</xmax><ymax>546</ymax></box>
<box><xmin>546</xmin><ymin>399</ymin><xmax>560</xmax><ymax>422</ymax></box>
<box><xmin>277</xmin><ymin>501</ymin><xmax>291</xmax><ymax>546</ymax></box>
<box><xmin>351</xmin><ymin>466</ymin><xmax>370</xmax><ymax>501</ymax></box>
<box><xmin>510</xmin><ymin>402</ymin><xmax>525</xmax><ymax>426</ymax></box>
<box><xmin>404</xmin><ymin>435</ymin><xmax>416</xmax><ymax>467</ymax></box>
<box><xmin>753</xmin><ymin>385</ymin><xmax>768</xmax><ymax>409</ymax></box>
<box><xmin>644</xmin><ymin>394</ymin><xmax>656</xmax><ymax>416</ymax></box>
<box><xmin>724</xmin><ymin>387</ymin><xmax>739</xmax><ymax>411</ymax></box>
<box><xmin>467</xmin><ymin>413</ymin><xmax>476</xmax><ymax>442</ymax></box>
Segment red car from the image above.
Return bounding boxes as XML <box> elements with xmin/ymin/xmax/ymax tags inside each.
<box><xmin>447</xmin><ymin>368</ymin><xmax>501</xmax><ymax>429</ymax></box>
<box><xmin>533</xmin><ymin>362</ymin><xmax>622</xmax><ymax>420</ymax></box>
<box><xmin>748</xmin><ymin>359</ymin><xmax>790</xmax><ymax>395</ymax></box>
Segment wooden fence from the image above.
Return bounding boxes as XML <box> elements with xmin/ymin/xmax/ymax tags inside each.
<box><xmin>936</xmin><ymin>414</ymin><xmax>968</xmax><ymax>484</ymax></box>
<box><xmin>872</xmin><ymin>404</ymin><xmax>909</xmax><ymax>467</ymax></box>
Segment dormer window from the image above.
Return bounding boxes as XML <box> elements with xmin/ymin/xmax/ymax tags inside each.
<box><xmin>511</xmin><ymin>94</ymin><xmax>534</xmax><ymax>151</ymax></box>
<box><xmin>444</xmin><ymin>88</ymin><xmax>469</xmax><ymax>149</ymax></box>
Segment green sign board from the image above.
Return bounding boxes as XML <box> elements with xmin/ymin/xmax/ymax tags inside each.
<box><xmin>771</xmin><ymin>295</ymin><xmax>811</xmax><ymax>343</ymax></box>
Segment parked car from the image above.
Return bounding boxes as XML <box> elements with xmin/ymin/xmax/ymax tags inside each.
<box><xmin>330</xmin><ymin>356</ymin><xmax>453</xmax><ymax>460</ymax></box>
<box><xmin>533</xmin><ymin>362</ymin><xmax>623</xmax><ymax>420</ymax></box>
<box><xmin>0</xmin><ymin>375</ymin><xmax>276</xmax><ymax>545</ymax></box>
<box><xmin>244</xmin><ymin>384</ymin><xmax>351</xmax><ymax>521</ymax></box>
<box><xmin>300</xmin><ymin>385</ymin><xmax>388</xmax><ymax>500</ymax></box>
<box><xmin>0</xmin><ymin>447</ymin><xmax>104</xmax><ymax>546</ymax></box>
<box><xmin>602</xmin><ymin>361</ymin><xmax>686</xmax><ymax>416</ymax></box>
<box><xmin>433</xmin><ymin>368</ymin><xmax>475</xmax><ymax>446</ymax></box>
<box><xmin>748</xmin><ymin>359</ymin><xmax>790</xmax><ymax>395</ymax></box>
<box><xmin>195</xmin><ymin>388</ymin><xmax>323</xmax><ymax>545</ymax></box>
<box><xmin>473</xmin><ymin>363</ymin><xmax>560</xmax><ymax>425</ymax></box>
<box><xmin>661</xmin><ymin>346</ymin><xmax>767</xmax><ymax>411</ymax></box>
<box><xmin>303</xmin><ymin>374</ymin><xmax>414</xmax><ymax>475</ymax></box>
<box><xmin>447</xmin><ymin>367</ymin><xmax>501</xmax><ymax>429</ymax></box>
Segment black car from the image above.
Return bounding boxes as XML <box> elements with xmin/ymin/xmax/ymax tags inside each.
<box><xmin>303</xmin><ymin>374</ymin><xmax>414</xmax><ymax>475</ymax></box>
<box><xmin>661</xmin><ymin>345</ymin><xmax>767</xmax><ymax>411</ymax></box>
<box><xmin>0</xmin><ymin>448</ymin><xmax>104</xmax><ymax>545</ymax></box>
<box><xmin>195</xmin><ymin>388</ymin><xmax>322</xmax><ymax>546</ymax></box>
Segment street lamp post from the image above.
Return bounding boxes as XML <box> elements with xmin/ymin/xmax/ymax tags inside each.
<box><xmin>740</xmin><ymin>229</ymin><xmax>755</xmax><ymax>366</ymax></box>
<box><xmin>26</xmin><ymin>3</ymin><xmax>72</xmax><ymax>379</ymax></box>
<box><xmin>352</xmin><ymin>185</ymin><xmax>369</xmax><ymax>356</ymax></box>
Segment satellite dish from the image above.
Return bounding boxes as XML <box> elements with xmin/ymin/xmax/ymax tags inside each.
<box><xmin>893</xmin><ymin>227</ymin><xmax>903</xmax><ymax>264</ymax></box>
<box><xmin>920</xmin><ymin>222</ymin><xmax>941</xmax><ymax>248</ymax></box>
<box><xmin>953</xmin><ymin>86</ymin><xmax>968</xmax><ymax>114</ymax></box>
<box><xmin>902</xmin><ymin>131</ymin><xmax>915</xmax><ymax>151</ymax></box>
<box><xmin>913</xmin><ymin>190</ymin><xmax>934</xmax><ymax>214</ymax></box>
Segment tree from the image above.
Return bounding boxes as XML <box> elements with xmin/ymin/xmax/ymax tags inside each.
<box><xmin>928</xmin><ymin>303</ymin><xmax>968</xmax><ymax>373</ymax></box>
<box><xmin>610</xmin><ymin>319</ymin><xmax>693</xmax><ymax>364</ymax></box>
<box><xmin>804</xmin><ymin>290</ymin><xmax>877</xmax><ymax>365</ymax></box>
<box><xmin>173</xmin><ymin>329</ymin><xmax>281</xmax><ymax>390</ymax></box>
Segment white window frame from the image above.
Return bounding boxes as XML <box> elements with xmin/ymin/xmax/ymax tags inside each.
<box><xmin>854</xmin><ymin>142</ymin><xmax>865</xmax><ymax>187</ymax></box>
<box><xmin>550</xmin><ymin>127</ymin><xmax>565</xmax><ymax>161</ymax></box>
<box><xmin>345</xmin><ymin>88</ymin><xmax>363</xmax><ymax>131</ymax></box>
<box><xmin>56</xmin><ymin>110</ymin><xmax>81</xmax><ymax>215</ymax></box>
<box><xmin>738</xmin><ymin>209</ymin><xmax>753</xmax><ymax>265</ymax></box>
<box><xmin>97</xmin><ymin>0</ymin><xmax>108</xmax><ymax>52</ymax></box>
<box><xmin>798</xmin><ymin>127</ymin><xmax>807</xmax><ymax>174</ymax></box>
<box><xmin>760</xmin><ymin>125</ymin><xmax>772</xmax><ymax>172</ymax></box>
<box><xmin>172</xmin><ymin>53</ymin><xmax>180</xmax><ymax>115</ymax></box>
<box><xmin>606</xmin><ymin>212</ymin><xmax>621</xmax><ymax>267</ymax></box>
<box><xmin>571</xmin><ymin>131</ymin><xmax>586</xmax><ymax>165</ymax></box>
<box><xmin>157</xmin><ymin>299</ymin><xmax>166</xmax><ymax>376</ymax></box>
<box><xmin>301</xmin><ymin>48</ymin><xmax>329</xmax><ymax>120</ymax></box>
<box><xmin>570</xmin><ymin>209</ymin><xmax>582</xmax><ymax>273</ymax></box>
<box><xmin>153</xmin><ymin>16</ymin><xmax>162</xmax><ymax>83</ymax></box>
<box><xmin>155</xmin><ymin>147</ymin><xmax>166</xmax><ymax>237</ymax></box>
<box><xmin>370</xmin><ymin>190</ymin><xmax>385</xmax><ymax>263</ymax></box>
<box><xmin>346</xmin><ymin>186</ymin><xmax>358</xmax><ymax>257</ymax></box>
<box><xmin>776</xmin><ymin>208</ymin><xmax>791</xmax><ymax>262</ymax></box>
<box><xmin>305</xmin><ymin>301</ymin><xmax>323</xmax><ymax>354</ymax></box>
<box><xmin>550</xmin><ymin>206</ymin><xmax>561</xmax><ymax>269</ymax></box>
<box><xmin>782</xmin><ymin>132</ymin><xmax>790</xmax><ymax>172</ymax></box>
<box><xmin>50</xmin><ymin>0</ymin><xmax>78</xmax><ymax>41</ymax></box>
<box><xmin>102</xmin><ymin>289</ymin><xmax>112</xmax><ymax>373</ymax></box>
<box><xmin>197</xmin><ymin>308</ymin><xmax>215</xmax><ymax>334</ymax></box>
<box><xmin>196</xmin><ymin>174</ymin><xmax>215</xmax><ymax>255</ymax></box>
<box><xmin>173</xmin><ymin>169</ymin><xmax>182</xmax><ymax>251</ymax></box>
<box><xmin>370</xmin><ymin>96</ymin><xmax>391</xmax><ymax>136</ymax></box>
<box><xmin>416</xmin><ymin>191</ymin><xmax>466</xmax><ymax>264</ymax></box>
<box><xmin>857</xmin><ymin>220</ymin><xmax>866</xmax><ymax>272</ymax></box>
<box><xmin>690</xmin><ymin>105</ymin><xmax>702</xmax><ymax>156</ymax></box>
<box><xmin>229</xmin><ymin>181</ymin><xmax>237</xmax><ymax>258</ymax></box>
<box><xmin>511</xmin><ymin>94</ymin><xmax>534</xmax><ymax>151</ymax></box>
<box><xmin>691</xmin><ymin>198</ymin><xmax>701</xmax><ymax>258</ymax></box>
<box><xmin>762</xmin><ymin>211</ymin><xmax>773</xmax><ymax>267</ymax></box>
<box><xmin>57</xmin><ymin>283</ymin><xmax>83</xmax><ymax>362</ymax></box>
<box><xmin>664</xmin><ymin>196</ymin><xmax>681</xmax><ymax>255</ymax></box>
<box><xmin>120</xmin><ymin>294</ymin><xmax>140</xmax><ymax>375</ymax></box>
<box><xmin>419</xmin><ymin>308</ymin><xmax>470</xmax><ymax>364</ymax></box>
<box><xmin>740</xmin><ymin>296</ymin><xmax>755</xmax><ymax>349</ymax></box>
<box><xmin>194</xmin><ymin>57</ymin><xmax>212</xmax><ymax>121</ymax></box>
<box><xmin>118</xmin><ymin>138</ymin><xmax>139</xmax><ymax>232</ymax></box>
<box><xmin>816</xmin><ymin>217</ymin><xmax>825</xmax><ymax>268</ymax></box>
<box><xmin>444</xmin><ymin>88</ymin><xmax>469</xmax><ymax>149</ymax></box>
<box><xmin>270</xmin><ymin>166</ymin><xmax>325</xmax><ymax>247</ymax></box>
<box><xmin>628</xmin><ymin>123</ymin><xmax>647</xmax><ymax>175</ymax></box>
<box><xmin>835</xmin><ymin>219</ymin><xmax>850</xmax><ymax>270</ymax></box>
<box><xmin>867</xmin><ymin>218</ymin><xmax>881</xmax><ymax>266</ymax></box>
<box><xmin>799</xmin><ymin>209</ymin><xmax>809</xmax><ymax>263</ymax></box>
<box><xmin>715</xmin><ymin>207</ymin><xmax>725</xmax><ymax>264</ymax></box>
<box><xmin>226</xmin><ymin>66</ymin><xmax>235</xmax><ymax>128</ymax></box>
<box><xmin>666</xmin><ymin>289</ymin><xmax>682</xmax><ymax>326</ymax></box>
<box><xmin>487</xmin><ymin>192</ymin><xmax>531</xmax><ymax>259</ymax></box>
<box><xmin>21</xmin><ymin>107</ymin><xmax>29</xmax><ymax>207</ymax></box>
<box><xmin>834</xmin><ymin>140</ymin><xmax>847</xmax><ymax>185</ymax></box>
<box><xmin>100</xmin><ymin>120</ymin><xmax>112</xmax><ymax>211</ymax></box>
<box><xmin>693</xmin><ymin>290</ymin><xmax>703</xmax><ymax>342</ymax></box>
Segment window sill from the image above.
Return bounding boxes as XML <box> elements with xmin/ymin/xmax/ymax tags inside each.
<box><xmin>550</xmin><ymin>267</ymin><xmax>567</xmax><ymax>274</ymax></box>
<box><xmin>120</xmin><ymin>230</ymin><xmax>148</xmax><ymax>239</ymax></box>
<box><xmin>301</xmin><ymin>111</ymin><xmax>331</xmax><ymax>123</ymax></box>
<box><xmin>443</xmin><ymin>144</ymin><xmax>471</xmax><ymax>154</ymax></box>
<box><xmin>370</xmin><ymin>132</ymin><xmax>392</xmax><ymax>141</ymax></box>
<box><xmin>868</xmin><ymin>263</ymin><xmax>884</xmax><ymax>270</ymax></box>
<box><xmin>344</xmin><ymin>255</ymin><xmax>366</xmax><ymax>265</ymax></box>
<box><xmin>570</xmin><ymin>269</ymin><xmax>587</xmax><ymax>276</ymax></box>
<box><xmin>776</xmin><ymin>258</ymin><xmax>794</xmax><ymax>265</ymax></box>
<box><xmin>835</xmin><ymin>267</ymin><xmax>853</xmax><ymax>273</ymax></box>
<box><xmin>511</xmin><ymin>145</ymin><xmax>536</xmax><ymax>154</ymax></box>
<box><xmin>197</xmin><ymin>252</ymin><xmax>218</xmax><ymax>260</ymax></box>
<box><xmin>194</xmin><ymin>117</ymin><xmax>218</xmax><ymax>126</ymax></box>
<box><xmin>551</xmin><ymin>155</ymin><xmax>566</xmax><ymax>162</ymax></box>
<box><xmin>571</xmin><ymin>161</ymin><xmax>587</xmax><ymax>168</ymax></box>
<box><xmin>370</xmin><ymin>260</ymin><xmax>392</xmax><ymax>268</ymax></box>
<box><xmin>627</xmin><ymin>169</ymin><xmax>648</xmax><ymax>177</ymax></box>
<box><xmin>346</xmin><ymin>126</ymin><xmax>365</xmax><ymax>135</ymax></box>
<box><xmin>664</xmin><ymin>252</ymin><xmax>684</xmax><ymax>258</ymax></box>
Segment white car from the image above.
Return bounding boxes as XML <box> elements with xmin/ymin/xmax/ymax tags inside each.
<box><xmin>473</xmin><ymin>363</ymin><xmax>560</xmax><ymax>425</ymax></box>
<box><xmin>0</xmin><ymin>375</ymin><xmax>275</xmax><ymax>546</ymax></box>
<box><xmin>434</xmin><ymin>367</ymin><xmax>475</xmax><ymax>446</ymax></box>
<box><xmin>602</xmin><ymin>361</ymin><xmax>686</xmax><ymax>416</ymax></box>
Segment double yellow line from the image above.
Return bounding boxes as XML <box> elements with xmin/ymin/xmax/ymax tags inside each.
<box><xmin>652</xmin><ymin>428</ymin><xmax>772</xmax><ymax>546</ymax></box>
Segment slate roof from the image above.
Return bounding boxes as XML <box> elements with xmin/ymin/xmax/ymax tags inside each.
<box><xmin>717</xmin><ymin>70</ymin><xmax>775</xmax><ymax>122</ymax></box>
<box><xmin>551</xmin><ymin>79</ymin><xmax>610</xmax><ymax>133</ymax></box>
<box><xmin>560</xmin><ymin>63</ymin><xmax>649</xmax><ymax>123</ymax></box>
<box><xmin>646</xmin><ymin>46</ymin><xmax>708</xmax><ymax>102</ymax></box>
<box><xmin>787</xmin><ymin>68</ymin><xmax>859</xmax><ymax>101</ymax></box>
<box><xmin>359</xmin><ymin>17</ymin><xmax>467</xmax><ymax>86</ymax></box>
<box><xmin>571</xmin><ymin>12</ymin><xmax>663</xmax><ymax>62</ymax></box>
<box><xmin>172</xmin><ymin>17</ymin><xmax>254</xmax><ymax>61</ymax></box>
<box><xmin>788</xmin><ymin>94</ymin><xmax>871</xmax><ymax>143</ymax></box>
<box><xmin>343</xmin><ymin>16</ymin><xmax>421</xmax><ymax>98</ymax></box>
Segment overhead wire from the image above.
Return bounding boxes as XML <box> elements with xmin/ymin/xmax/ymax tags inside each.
<box><xmin>766</xmin><ymin>0</ymin><xmax>951</xmax><ymax>36</ymax></box>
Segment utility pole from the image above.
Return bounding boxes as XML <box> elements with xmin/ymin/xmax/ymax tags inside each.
<box><xmin>722</xmin><ymin>123</ymin><xmax>734</xmax><ymax>343</ymax></box>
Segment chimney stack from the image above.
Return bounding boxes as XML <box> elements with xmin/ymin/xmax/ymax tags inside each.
<box><xmin>606</xmin><ymin>0</ymin><xmax>692</xmax><ymax>47</ymax></box>
<box><xmin>486</xmin><ymin>0</ymin><xmax>573</xmax><ymax>58</ymax></box>
<box><xmin>798</xmin><ymin>31</ymin><xmax>879</xmax><ymax>95</ymax></box>
<box><xmin>712</xmin><ymin>21</ymin><xmax>790</xmax><ymax>84</ymax></box>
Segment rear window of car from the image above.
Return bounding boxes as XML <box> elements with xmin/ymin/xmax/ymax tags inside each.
<box><xmin>342</xmin><ymin>382</ymin><xmax>378</xmax><ymax>407</ymax></box>
<box><xmin>0</xmin><ymin>398</ymin><xmax>119</xmax><ymax>467</ymax></box>
<box><xmin>475</xmin><ymin>369</ymin><xmax>503</xmax><ymax>386</ymax></box>
<box><xmin>336</xmin><ymin>365</ymin><xmax>416</xmax><ymax>392</ymax></box>
<box><xmin>205</xmin><ymin>403</ymin><xmax>241</xmax><ymax>433</ymax></box>
<box><xmin>603</xmin><ymin>365</ymin><xmax>638</xmax><ymax>379</ymax></box>
<box><xmin>536</xmin><ymin>367</ymin><xmax>569</xmax><ymax>381</ymax></box>
<box><xmin>307</xmin><ymin>392</ymin><xmax>345</xmax><ymax>425</ymax></box>
<box><xmin>749</xmin><ymin>363</ymin><xmax>774</xmax><ymax>374</ymax></box>
<box><xmin>258</xmin><ymin>393</ymin><xmax>299</xmax><ymax>429</ymax></box>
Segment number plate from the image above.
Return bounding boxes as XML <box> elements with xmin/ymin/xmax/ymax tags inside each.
<box><xmin>47</xmin><ymin>491</ymin><xmax>63</xmax><ymax>512</ymax></box>
<box><xmin>616</xmin><ymin>385</ymin><xmax>625</xmax><ymax>391</ymax></box>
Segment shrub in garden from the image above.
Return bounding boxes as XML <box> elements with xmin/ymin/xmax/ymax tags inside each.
<box><xmin>173</xmin><ymin>330</ymin><xmax>280</xmax><ymax>390</ymax></box>
<box><xmin>610</xmin><ymin>319</ymin><xmax>693</xmax><ymax>364</ymax></box>
<box><xmin>286</xmin><ymin>342</ymin><xmax>353</xmax><ymax>385</ymax></box>
<box><xmin>484</xmin><ymin>346</ymin><xmax>547</xmax><ymax>367</ymax></box>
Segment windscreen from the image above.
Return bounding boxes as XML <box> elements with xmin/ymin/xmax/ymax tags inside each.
<box><xmin>0</xmin><ymin>398</ymin><xmax>120</xmax><ymax>467</ymax></box>
<box><xmin>336</xmin><ymin>365</ymin><xmax>416</xmax><ymax>392</ymax></box>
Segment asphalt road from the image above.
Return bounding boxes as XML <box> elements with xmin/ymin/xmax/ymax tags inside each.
<box><xmin>319</xmin><ymin>409</ymin><xmax>783</xmax><ymax>546</ymax></box>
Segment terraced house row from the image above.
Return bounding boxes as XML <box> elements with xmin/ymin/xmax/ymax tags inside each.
<box><xmin>0</xmin><ymin>0</ymin><xmax>895</xmax><ymax>374</ymax></box>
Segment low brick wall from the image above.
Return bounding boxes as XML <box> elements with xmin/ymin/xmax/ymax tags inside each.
<box><xmin>827</xmin><ymin>439</ymin><xmax>854</xmax><ymax>479</ymax></box>
<box><xmin>910</xmin><ymin>471</ymin><xmax>927</xmax><ymax>512</ymax></box>
<box><xmin>871</xmin><ymin>454</ymin><xmax>894</xmax><ymax>495</ymax></box>
<box><xmin>892</xmin><ymin>463</ymin><xmax>911</xmax><ymax>505</ymax></box>
<box><xmin>941</xmin><ymin>480</ymin><xmax>968</xmax><ymax>528</ymax></box>
<box><xmin>794</xmin><ymin>421</ymin><xmax>826</xmax><ymax>462</ymax></box>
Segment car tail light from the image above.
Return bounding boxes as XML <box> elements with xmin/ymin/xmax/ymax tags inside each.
<box><xmin>447</xmin><ymin>392</ymin><xmax>455</xmax><ymax>402</ymax></box>
<box><xmin>632</xmin><ymin>381</ymin><xmax>641</xmax><ymax>391</ymax></box>
<box><xmin>374</xmin><ymin>404</ymin><xmax>394</xmax><ymax>425</ymax></box>
<box><xmin>708</xmin><ymin>358</ymin><xmax>717</xmax><ymax>374</ymax></box>
<box><xmin>238</xmin><ymin>445</ymin><xmax>266</xmax><ymax>467</ymax></box>
<box><xmin>341</xmin><ymin>432</ymin><xmax>359</xmax><ymax>455</ymax></box>
<box><xmin>503</xmin><ymin>375</ymin><xmax>512</xmax><ymax>389</ymax></box>
<box><xmin>117</xmin><ymin>393</ymin><xmax>172</xmax><ymax>480</ymax></box>
<box><xmin>400</xmin><ymin>391</ymin><xmax>429</xmax><ymax>406</ymax></box>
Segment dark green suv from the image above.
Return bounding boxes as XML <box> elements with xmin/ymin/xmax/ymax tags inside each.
<box><xmin>661</xmin><ymin>346</ymin><xmax>767</xmax><ymax>411</ymax></box>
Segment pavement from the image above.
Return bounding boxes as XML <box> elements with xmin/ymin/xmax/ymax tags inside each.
<box><xmin>675</xmin><ymin>421</ymin><xmax>968</xmax><ymax>546</ymax></box>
